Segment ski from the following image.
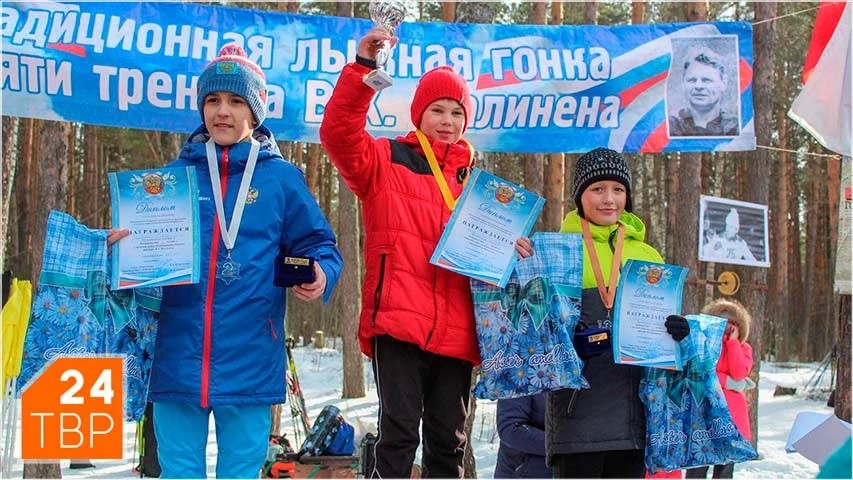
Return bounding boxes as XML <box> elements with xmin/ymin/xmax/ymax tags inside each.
<box><xmin>285</xmin><ymin>337</ymin><xmax>311</xmax><ymax>443</ymax></box>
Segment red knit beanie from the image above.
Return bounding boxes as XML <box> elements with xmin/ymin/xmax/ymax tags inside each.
<box><xmin>410</xmin><ymin>66</ymin><xmax>474</xmax><ymax>132</ymax></box>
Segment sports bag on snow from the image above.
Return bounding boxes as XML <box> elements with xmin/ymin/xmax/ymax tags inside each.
<box><xmin>298</xmin><ymin>405</ymin><xmax>355</xmax><ymax>457</ymax></box>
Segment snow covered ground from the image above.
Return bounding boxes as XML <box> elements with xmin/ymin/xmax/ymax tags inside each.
<box><xmin>3</xmin><ymin>345</ymin><xmax>837</xmax><ymax>478</ymax></box>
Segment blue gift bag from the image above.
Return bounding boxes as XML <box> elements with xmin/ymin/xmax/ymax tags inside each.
<box><xmin>472</xmin><ymin>233</ymin><xmax>588</xmax><ymax>400</ymax></box>
<box><xmin>640</xmin><ymin>313</ymin><xmax>758</xmax><ymax>473</ymax></box>
<box><xmin>18</xmin><ymin>211</ymin><xmax>160</xmax><ymax>421</ymax></box>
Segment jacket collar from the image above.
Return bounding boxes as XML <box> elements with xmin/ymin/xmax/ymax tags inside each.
<box><xmin>179</xmin><ymin>124</ymin><xmax>281</xmax><ymax>171</ymax></box>
<box><xmin>394</xmin><ymin>130</ymin><xmax>474</xmax><ymax>170</ymax></box>
<box><xmin>560</xmin><ymin>209</ymin><xmax>648</xmax><ymax>243</ymax></box>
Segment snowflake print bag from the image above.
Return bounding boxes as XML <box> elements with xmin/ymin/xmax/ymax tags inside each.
<box><xmin>472</xmin><ymin>232</ymin><xmax>588</xmax><ymax>400</ymax></box>
<box><xmin>640</xmin><ymin>314</ymin><xmax>758</xmax><ymax>473</ymax></box>
<box><xmin>18</xmin><ymin>210</ymin><xmax>160</xmax><ymax>421</ymax></box>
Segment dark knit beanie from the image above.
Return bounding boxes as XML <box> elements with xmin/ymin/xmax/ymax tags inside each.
<box><xmin>572</xmin><ymin>147</ymin><xmax>633</xmax><ymax>217</ymax></box>
<box><xmin>197</xmin><ymin>44</ymin><xmax>267</xmax><ymax>125</ymax></box>
<box><xmin>410</xmin><ymin>66</ymin><xmax>474</xmax><ymax>133</ymax></box>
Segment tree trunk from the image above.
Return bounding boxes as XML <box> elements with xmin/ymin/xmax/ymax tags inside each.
<box><xmin>631</xmin><ymin>1</ymin><xmax>646</xmax><ymax>24</ymax></box>
<box><xmin>837</xmin><ymin>295</ymin><xmax>851</xmax><ymax>423</ymax></box>
<box><xmin>668</xmin><ymin>150</ymin><xmax>701</xmax><ymax>316</ymax></box>
<box><xmin>270</xmin><ymin>404</ymin><xmax>283</xmax><ymax>436</ymax></box>
<box><xmin>338</xmin><ymin>179</ymin><xmax>364</xmax><ymax>399</ymax></box>
<box><xmin>523</xmin><ymin>3</ymin><xmax>547</xmax><ymax>230</ymax></box>
<box><xmin>771</xmin><ymin>116</ymin><xmax>791</xmax><ymax>359</ymax></box>
<box><xmin>740</xmin><ymin>2</ymin><xmax>776</xmax><ymax>446</ymax></box>
<box><xmin>333</xmin><ymin>0</ymin><xmax>366</xmax><ymax>400</ymax></box>
<box><xmin>585</xmin><ymin>1</ymin><xmax>597</xmax><ymax>24</ymax></box>
<box><xmin>542</xmin><ymin>2</ymin><xmax>565</xmax><ymax>231</ymax></box>
<box><xmin>307</xmin><ymin>143</ymin><xmax>320</xmax><ymax>198</ymax></box>
<box><xmin>1</xmin><ymin>116</ymin><xmax>17</xmax><ymax>267</ymax></box>
<box><xmin>67</xmin><ymin>123</ymin><xmax>78</xmax><ymax>218</ymax></box>
<box><xmin>10</xmin><ymin>119</ymin><xmax>36</xmax><ymax>279</ymax></box>
<box><xmin>543</xmin><ymin>154</ymin><xmax>564</xmax><ymax>230</ymax></box>
<box><xmin>786</xmin><ymin>150</ymin><xmax>805</xmax><ymax>358</ymax></box>
<box><xmin>442</xmin><ymin>2</ymin><xmax>456</xmax><ymax>23</ymax></box>
<box><xmin>551</xmin><ymin>0</ymin><xmax>564</xmax><ymax>25</ymax></box>
<box><xmin>283</xmin><ymin>2</ymin><xmax>300</xmax><ymax>14</ymax></box>
<box><xmin>804</xmin><ymin>160</ymin><xmax>829</xmax><ymax>360</ymax></box>
<box><xmin>825</xmin><ymin>158</ymin><xmax>841</xmax><ymax>356</ymax></box>
<box><xmin>82</xmin><ymin>125</ymin><xmax>97</xmax><ymax>224</ymax></box>
<box><xmin>664</xmin><ymin>156</ymin><xmax>678</xmax><ymax>259</ymax></box>
<box><xmin>23</xmin><ymin>120</ymin><xmax>70</xmax><ymax>479</ymax></box>
<box><xmin>669</xmin><ymin>2</ymin><xmax>708</xmax><ymax>315</ymax></box>
<box><xmin>335</xmin><ymin>2</ymin><xmax>354</xmax><ymax>29</ymax></box>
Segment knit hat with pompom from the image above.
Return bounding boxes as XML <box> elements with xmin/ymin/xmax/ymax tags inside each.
<box><xmin>197</xmin><ymin>44</ymin><xmax>267</xmax><ymax>125</ymax></box>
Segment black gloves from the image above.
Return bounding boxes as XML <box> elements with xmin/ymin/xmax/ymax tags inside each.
<box><xmin>665</xmin><ymin>314</ymin><xmax>690</xmax><ymax>341</ymax></box>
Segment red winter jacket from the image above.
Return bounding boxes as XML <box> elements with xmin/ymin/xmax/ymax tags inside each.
<box><xmin>717</xmin><ymin>337</ymin><xmax>754</xmax><ymax>441</ymax></box>
<box><xmin>320</xmin><ymin>62</ymin><xmax>480</xmax><ymax>365</ymax></box>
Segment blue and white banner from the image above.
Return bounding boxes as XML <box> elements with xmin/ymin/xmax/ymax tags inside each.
<box><xmin>2</xmin><ymin>2</ymin><xmax>754</xmax><ymax>153</ymax></box>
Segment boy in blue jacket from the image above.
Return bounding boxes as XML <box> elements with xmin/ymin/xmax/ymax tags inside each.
<box><xmin>494</xmin><ymin>393</ymin><xmax>552</xmax><ymax>478</ymax></box>
<box><xmin>110</xmin><ymin>44</ymin><xmax>342</xmax><ymax>478</ymax></box>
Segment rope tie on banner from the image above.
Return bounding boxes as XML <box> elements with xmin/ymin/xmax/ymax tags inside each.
<box><xmin>756</xmin><ymin>144</ymin><xmax>843</xmax><ymax>159</ymax></box>
<box><xmin>752</xmin><ymin>5</ymin><xmax>821</xmax><ymax>25</ymax></box>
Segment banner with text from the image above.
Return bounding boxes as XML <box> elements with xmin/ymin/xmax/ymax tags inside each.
<box><xmin>2</xmin><ymin>2</ymin><xmax>755</xmax><ymax>153</ymax></box>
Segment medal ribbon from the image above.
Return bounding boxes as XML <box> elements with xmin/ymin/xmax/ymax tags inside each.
<box><xmin>581</xmin><ymin>218</ymin><xmax>625</xmax><ymax>316</ymax></box>
<box><xmin>414</xmin><ymin>129</ymin><xmax>474</xmax><ymax>211</ymax></box>
<box><xmin>205</xmin><ymin>137</ymin><xmax>260</xmax><ymax>254</ymax></box>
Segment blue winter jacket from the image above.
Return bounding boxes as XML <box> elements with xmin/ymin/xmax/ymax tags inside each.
<box><xmin>494</xmin><ymin>393</ymin><xmax>552</xmax><ymax>478</ymax></box>
<box><xmin>148</xmin><ymin>125</ymin><xmax>342</xmax><ymax>407</ymax></box>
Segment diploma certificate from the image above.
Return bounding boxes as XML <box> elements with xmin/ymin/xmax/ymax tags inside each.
<box><xmin>108</xmin><ymin>166</ymin><xmax>201</xmax><ymax>289</ymax></box>
<box><xmin>430</xmin><ymin>168</ymin><xmax>544</xmax><ymax>287</ymax></box>
<box><xmin>612</xmin><ymin>259</ymin><xmax>689</xmax><ymax>370</ymax></box>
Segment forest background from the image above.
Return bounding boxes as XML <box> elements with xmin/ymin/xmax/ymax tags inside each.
<box><xmin>2</xmin><ymin>1</ymin><xmax>851</xmax><ymax>478</ymax></box>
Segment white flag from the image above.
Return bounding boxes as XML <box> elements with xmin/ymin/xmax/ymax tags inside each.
<box><xmin>788</xmin><ymin>3</ymin><xmax>852</xmax><ymax>157</ymax></box>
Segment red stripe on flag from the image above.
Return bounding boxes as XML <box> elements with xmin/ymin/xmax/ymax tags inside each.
<box><xmin>476</xmin><ymin>70</ymin><xmax>524</xmax><ymax>90</ymax></box>
<box><xmin>47</xmin><ymin>43</ymin><xmax>86</xmax><ymax>57</ymax></box>
<box><xmin>803</xmin><ymin>2</ymin><xmax>847</xmax><ymax>84</ymax></box>
<box><xmin>640</xmin><ymin>122</ymin><xmax>670</xmax><ymax>153</ymax></box>
<box><xmin>620</xmin><ymin>71</ymin><xmax>668</xmax><ymax>108</ymax></box>
<box><xmin>738</xmin><ymin>58</ymin><xmax>752</xmax><ymax>92</ymax></box>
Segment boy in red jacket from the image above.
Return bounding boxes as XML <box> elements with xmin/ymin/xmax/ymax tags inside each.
<box><xmin>321</xmin><ymin>28</ymin><xmax>506</xmax><ymax>478</ymax></box>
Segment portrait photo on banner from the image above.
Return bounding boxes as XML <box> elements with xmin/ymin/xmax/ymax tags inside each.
<box><xmin>698</xmin><ymin>195</ymin><xmax>770</xmax><ymax>268</ymax></box>
<box><xmin>666</xmin><ymin>35</ymin><xmax>742</xmax><ymax>138</ymax></box>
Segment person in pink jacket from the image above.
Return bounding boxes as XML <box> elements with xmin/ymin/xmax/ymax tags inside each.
<box><xmin>685</xmin><ymin>298</ymin><xmax>754</xmax><ymax>479</ymax></box>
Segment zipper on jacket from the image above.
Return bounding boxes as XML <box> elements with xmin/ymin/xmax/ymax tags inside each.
<box><xmin>566</xmin><ymin>389</ymin><xmax>579</xmax><ymax>416</ymax></box>
<box><xmin>201</xmin><ymin>145</ymin><xmax>229</xmax><ymax>408</ymax></box>
<box><xmin>608</xmin><ymin>228</ymin><xmax>618</xmax><ymax>252</ymax></box>
<box><xmin>424</xmin><ymin>268</ymin><xmax>439</xmax><ymax>347</ymax></box>
<box><xmin>268</xmin><ymin>316</ymin><xmax>278</xmax><ymax>340</ymax></box>
<box><xmin>371</xmin><ymin>253</ymin><xmax>387</xmax><ymax>327</ymax></box>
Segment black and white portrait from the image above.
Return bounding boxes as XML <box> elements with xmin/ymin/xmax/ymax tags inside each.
<box><xmin>699</xmin><ymin>195</ymin><xmax>769</xmax><ymax>268</ymax></box>
<box><xmin>667</xmin><ymin>36</ymin><xmax>741</xmax><ymax>138</ymax></box>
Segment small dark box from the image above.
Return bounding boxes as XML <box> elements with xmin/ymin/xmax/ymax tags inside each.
<box><xmin>573</xmin><ymin>324</ymin><xmax>612</xmax><ymax>360</ymax></box>
<box><xmin>274</xmin><ymin>254</ymin><xmax>316</xmax><ymax>288</ymax></box>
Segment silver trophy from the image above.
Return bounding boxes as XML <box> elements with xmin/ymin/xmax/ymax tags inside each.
<box><xmin>363</xmin><ymin>0</ymin><xmax>407</xmax><ymax>91</ymax></box>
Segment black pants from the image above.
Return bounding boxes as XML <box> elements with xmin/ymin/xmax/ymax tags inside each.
<box><xmin>366</xmin><ymin>335</ymin><xmax>472</xmax><ymax>479</ymax></box>
<box><xmin>137</xmin><ymin>402</ymin><xmax>161</xmax><ymax>477</ymax></box>
<box><xmin>685</xmin><ymin>464</ymin><xmax>735</xmax><ymax>479</ymax></box>
<box><xmin>552</xmin><ymin>449</ymin><xmax>645</xmax><ymax>478</ymax></box>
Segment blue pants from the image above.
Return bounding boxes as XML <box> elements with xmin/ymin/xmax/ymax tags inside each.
<box><xmin>154</xmin><ymin>402</ymin><xmax>271</xmax><ymax>479</ymax></box>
